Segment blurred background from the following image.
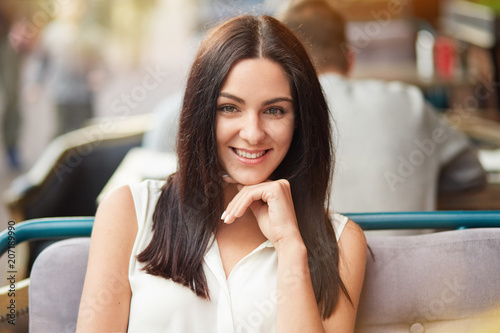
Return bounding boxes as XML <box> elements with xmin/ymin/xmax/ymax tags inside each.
<box><xmin>1</xmin><ymin>0</ymin><xmax>500</xmax><ymax>222</ymax></box>
<box><xmin>2</xmin><ymin>0</ymin><xmax>500</xmax><ymax>329</ymax></box>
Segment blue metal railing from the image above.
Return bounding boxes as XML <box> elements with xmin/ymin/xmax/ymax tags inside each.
<box><xmin>0</xmin><ymin>217</ymin><xmax>94</xmax><ymax>255</ymax></box>
<box><xmin>2</xmin><ymin>211</ymin><xmax>500</xmax><ymax>255</ymax></box>
<box><xmin>348</xmin><ymin>211</ymin><xmax>500</xmax><ymax>230</ymax></box>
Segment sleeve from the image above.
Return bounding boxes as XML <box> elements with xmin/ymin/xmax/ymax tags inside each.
<box><xmin>423</xmin><ymin>103</ymin><xmax>487</xmax><ymax>192</ymax></box>
<box><xmin>438</xmin><ymin>145</ymin><xmax>487</xmax><ymax>192</ymax></box>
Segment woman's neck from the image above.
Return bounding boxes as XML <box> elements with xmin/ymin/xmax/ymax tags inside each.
<box><xmin>222</xmin><ymin>183</ymin><xmax>240</xmax><ymax>208</ymax></box>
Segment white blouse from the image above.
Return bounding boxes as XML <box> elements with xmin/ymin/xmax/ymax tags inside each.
<box><xmin>127</xmin><ymin>180</ymin><xmax>348</xmax><ymax>332</ymax></box>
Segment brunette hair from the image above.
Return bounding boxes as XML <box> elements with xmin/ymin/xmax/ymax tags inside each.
<box><xmin>137</xmin><ymin>14</ymin><xmax>350</xmax><ymax>319</ymax></box>
<box><xmin>281</xmin><ymin>0</ymin><xmax>349</xmax><ymax>73</ymax></box>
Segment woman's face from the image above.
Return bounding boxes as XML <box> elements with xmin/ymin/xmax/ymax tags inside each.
<box><xmin>216</xmin><ymin>58</ymin><xmax>295</xmax><ymax>186</ymax></box>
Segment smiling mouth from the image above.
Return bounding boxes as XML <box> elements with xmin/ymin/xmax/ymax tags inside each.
<box><xmin>232</xmin><ymin>148</ymin><xmax>269</xmax><ymax>159</ymax></box>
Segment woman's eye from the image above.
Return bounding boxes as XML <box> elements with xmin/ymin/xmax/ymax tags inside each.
<box><xmin>265</xmin><ymin>107</ymin><xmax>285</xmax><ymax>115</ymax></box>
<box><xmin>218</xmin><ymin>105</ymin><xmax>236</xmax><ymax>113</ymax></box>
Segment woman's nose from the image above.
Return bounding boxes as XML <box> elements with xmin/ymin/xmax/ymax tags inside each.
<box><xmin>239</xmin><ymin>113</ymin><xmax>266</xmax><ymax>145</ymax></box>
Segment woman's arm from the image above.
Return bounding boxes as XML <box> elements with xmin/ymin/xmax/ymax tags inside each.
<box><xmin>323</xmin><ymin>220</ymin><xmax>367</xmax><ymax>332</ymax></box>
<box><xmin>76</xmin><ymin>185</ymin><xmax>138</xmax><ymax>332</ymax></box>
<box><xmin>274</xmin><ymin>232</ymin><xmax>325</xmax><ymax>332</ymax></box>
<box><xmin>273</xmin><ymin>221</ymin><xmax>366</xmax><ymax>333</ymax></box>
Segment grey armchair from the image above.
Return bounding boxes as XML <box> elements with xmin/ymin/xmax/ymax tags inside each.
<box><xmin>22</xmin><ymin>214</ymin><xmax>500</xmax><ymax>332</ymax></box>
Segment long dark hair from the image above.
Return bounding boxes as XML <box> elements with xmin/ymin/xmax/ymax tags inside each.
<box><xmin>137</xmin><ymin>15</ymin><xmax>350</xmax><ymax>319</ymax></box>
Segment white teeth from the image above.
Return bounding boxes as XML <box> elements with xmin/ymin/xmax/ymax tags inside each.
<box><xmin>234</xmin><ymin>149</ymin><xmax>266</xmax><ymax>159</ymax></box>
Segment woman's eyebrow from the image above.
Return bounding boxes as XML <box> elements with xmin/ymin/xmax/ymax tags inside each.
<box><xmin>262</xmin><ymin>97</ymin><xmax>293</xmax><ymax>106</ymax></box>
<box><xmin>219</xmin><ymin>92</ymin><xmax>245</xmax><ymax>105</ymax></box>
<box><xmin>219</xmin><ymin>93</ymin><xmax>293</xmax><ymax>106</ymax></box>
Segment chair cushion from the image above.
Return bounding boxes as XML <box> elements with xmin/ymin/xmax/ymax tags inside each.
<box><xmin>356</xmin><ymin>228</ymin><xmax>500</xmax><ymax>332</ymax></box>
<box><xmin>29</xmin><ymin>238</ymin><xmax>90</xmax><ymax>333</ymax></box>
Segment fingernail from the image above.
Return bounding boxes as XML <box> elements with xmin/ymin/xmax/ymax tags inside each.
<box><xmin>224</xmin><ymin>216</ymin><xmax>229</xmax><ymax>224</ymax></box>
<box><xmin>221</xmin><ymin>211</ymin><xmax>227</xmax><ymax>220</ymax></box>
<box><xmin>222</xmin><ymin>174</ymin><xmax>229</xmax><ymax>178</ymax></box>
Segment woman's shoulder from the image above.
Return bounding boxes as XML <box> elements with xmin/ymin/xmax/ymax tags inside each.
<box><xmin>90</xmin><ymin>185</ymin><xmax>139</xmax><ymax>257</ymax></box>
<box><xmin>97</xmin><ymin>179</ymin><xmax>165</xmax><ymax>227</ymax></box>
<box><xmin>97</xmin><ymin>185</ymin><xmax>137</xmax><ymax>227</ymax></box>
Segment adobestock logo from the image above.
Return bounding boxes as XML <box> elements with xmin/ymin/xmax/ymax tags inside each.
<box><xmin>447</xmin><ymin>73</ymin><xmax>500</xmax><ymax>128</ymax></box>
<box><xmin>408</xmin><ymin>277</ymin><xmax>466</xmax><ymax>323</ymax></box>
<box><xmin>53</xmin><ymin>65</ymin><xmax>168</xmax><ymax>183</ymax></box>
<box><xmin>385</xmin><ymin>128</ymin><xmax>449</xmax><ymax>191</ymax></box>
<box><xmin>110</xmin><ymin>65</ymin><xmax>169</xmax><ymax>117</ymax></box>
<box><xmin>384</xmin><ymin>72</ymin><xmax>500</xmax><ymax>192</ymax></box>
<box><xmin>8</xmin><ymin>0</ymin><xmax>73</xmax><ymax>53</ymax></box>
<box><xmin>236</xmin><ymin>295</ymin><xmax>276</xmax><ymax>333</ymax></box>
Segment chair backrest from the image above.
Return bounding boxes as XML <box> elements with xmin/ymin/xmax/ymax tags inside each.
<box><xmin>29</xmin><ymin>238</ymin><xmax>90</xmax><ymax>333</ymax></box>
<box><xmin>4</xmin><ymin>114</ymin><xmax>150</xmax><ymax>221</ymax></box>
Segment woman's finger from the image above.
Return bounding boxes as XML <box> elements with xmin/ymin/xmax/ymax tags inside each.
<box><xmin>223</xmin><ymin>182</ymin><xmax>281</xmax><ymax>224</ymax></box>
<box><xmin>222</xmin><ymin>184</ymin><xmax>262</xmax><ymax>224</ymax></box>
<box><xmin>223</xmin><ymin>187</ymin><xmax>251</xmax><ymax>224</ymax></box>
<box><xmin>221</xmin><ymin>180</ymin><xmax>294</xmax><ymax>225</ymax></box>
<box><xmin>232</xmin><ymin>188</ymin><xmax>267</xmax><ymax>223</ymax></box>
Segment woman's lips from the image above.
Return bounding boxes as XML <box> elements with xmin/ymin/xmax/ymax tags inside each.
<box><xmin>233</xmin><ymin>148</ymin><xmax>268</xmax><ymax>159</ymax></box>
<box><xmin>231</xmin><ymin>147</ymin><xmax>270</xmax><ymax>165</ymax></box>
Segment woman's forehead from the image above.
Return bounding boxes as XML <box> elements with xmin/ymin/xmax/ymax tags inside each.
<box><xmin>219</xmin><ymin>58</ymin><xmax>292</xmax><ymax>100</ymax></box>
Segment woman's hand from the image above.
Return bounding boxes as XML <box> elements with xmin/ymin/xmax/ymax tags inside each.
<box><xmin>221</xmin><ymin>176</ymin><xmax>302</xmax><ymax>247</ymax></box>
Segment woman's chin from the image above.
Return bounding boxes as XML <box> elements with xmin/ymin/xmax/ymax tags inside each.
<box><xmin>231</xmin><ymin>174</ymin><xmax>269</xmax><ymax>186</ymax></box>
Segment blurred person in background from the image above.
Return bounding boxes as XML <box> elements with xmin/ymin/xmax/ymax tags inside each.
<box><xmin>31</xmin><ymin>0</ymin><xmax>105</xmax><ymax>136</ymax></box>
<box><xmin>0</xmin><ymin>3</ymin><xmax>29</xmax><ymax>170</ymax></box>
<box><xmin>281</xmin><ymin>0</ymin><xmax>486</xmax><ymax>213</ymax></box>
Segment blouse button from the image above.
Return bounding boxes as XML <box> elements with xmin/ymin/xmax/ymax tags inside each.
<box><xmin>410</xmin><ymin>322</ymin><xmax>425</xmax><ymax>333</ymax></box>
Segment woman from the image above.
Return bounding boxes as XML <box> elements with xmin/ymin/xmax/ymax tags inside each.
<box><xmin>77</xmin><ymin>15</ymin><xmax>366</xmax><ymax>332</ymax></box>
